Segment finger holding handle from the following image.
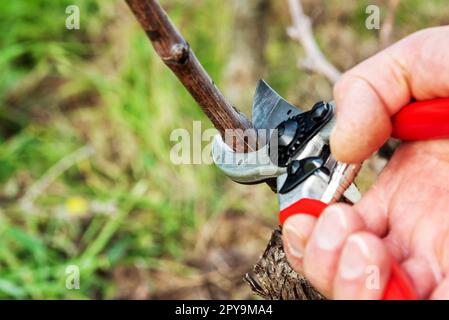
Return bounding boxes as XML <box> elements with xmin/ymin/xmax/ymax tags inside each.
<box><xmin>280</xmin><ymin>199</ymin><xmax>418</xmax><ymax>300</ymax></box>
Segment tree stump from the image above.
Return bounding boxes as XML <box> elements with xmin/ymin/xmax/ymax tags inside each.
<box><xmin>245</xmin><ymin>228</ymin><xmax>324</xmax><ymax>300</ymax></box>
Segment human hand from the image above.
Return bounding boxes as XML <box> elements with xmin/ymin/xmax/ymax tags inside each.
<box><xmin>283</xmin><ymin>26</ymin><xmax>449</xmax><ymax>299</ymax></box>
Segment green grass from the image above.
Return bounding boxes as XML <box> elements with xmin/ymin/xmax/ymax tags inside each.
<box><xmin>0</xmin><ymin>0</ymin><xmax>242</xmax><ymax>299</ymax></box>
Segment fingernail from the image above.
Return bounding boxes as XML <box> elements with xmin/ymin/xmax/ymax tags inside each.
<box><xmin>339</xmin><ymin>235</ymin><xmax>370</xmax><ymax>280</ymax></box>
<box><xmin>315</xmin><ymin>206</ymin><xmax>349</xmax><ymax>250</ymax></box>
<box><xmin>283</xmin><ymin>216</ymin><xmax>308</xmax><ymax>259</ymax></box>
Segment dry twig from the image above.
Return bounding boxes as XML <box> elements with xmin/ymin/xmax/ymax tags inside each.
<box><xmin>380</xmin><ymin>0</ymin><xmax>400</xmax><ymax>48</ymax></box>
<box><xmin>20</xmin><ymin>145</ymin><xmax>94</xmax><ymax>211</ymax></box>
<box><xmin>286</xmin><ymin>0</ymin><xmax>341</xmax><ymax>84</ymax></box>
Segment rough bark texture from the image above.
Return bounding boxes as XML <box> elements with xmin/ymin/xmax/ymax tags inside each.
<box><xmin>244</xmin><ymin>229</ymin><xmax>324</xmax><ymax>300</ymax></box>
<box><xmin>125</xmin><ymin>0</ymin><xmax>321</xmax><ymax>300</ymax></box>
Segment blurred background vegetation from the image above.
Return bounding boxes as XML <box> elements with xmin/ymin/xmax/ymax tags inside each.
<box><xmin>0</xmin><ymin>0</ymin><xmax>447</xmax><ymax>299</ymax></box>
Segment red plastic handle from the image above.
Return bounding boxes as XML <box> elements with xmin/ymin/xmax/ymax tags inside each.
<box><xmin>392</xmin><ymin>98</ymin><xmax>449</xmax><ymax>141</ymax></box>
<box><xmin>279</xmin><ymin>199</ymin><xmax>418</xmax><ymax>300</ymax></box>
<box><xmin>278</xmin><ymin>99</ymin><xmax>449</xmax><ymax>299</ymax></box>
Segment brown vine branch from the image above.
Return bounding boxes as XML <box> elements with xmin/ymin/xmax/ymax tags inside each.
<box><xmin>286</xmin><ymin>0</ymin><xmax>341</xmax><ymax>84</ymax></box>
<box><xmin>125</xmin><ymin>0</ymin><xmax>256</xmax><ymax>152</ymax></box>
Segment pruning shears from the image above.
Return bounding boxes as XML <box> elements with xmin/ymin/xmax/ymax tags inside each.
<box><xmin>212</xmin><ymin>80</ymin><xmax>449</xmax><ymax>300</ymax></box>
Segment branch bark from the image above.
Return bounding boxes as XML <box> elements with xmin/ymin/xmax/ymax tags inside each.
<box><xmin>125</xmin><ymin>0</ymin><xmax>256</xmax><ymax>152</ymax></box>
<box><xmin>245</xmin><ymin>229</ymin><xmax>324</xmax><ymax>300</ymax></box>
<box><xmin>286</xmin><ymin>0</ymin><xmax>341</xmax><ymax>84</ymax></box>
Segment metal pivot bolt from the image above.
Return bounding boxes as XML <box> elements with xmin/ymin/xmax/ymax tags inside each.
<box><xmin>310</xmin><ymin>101</ymin><xmax>329</xmax><ymax>122</ymax></box>
<box><xmin>277</xmin><ymin>119</ymin><xmax>298</xmax><ymax>147</ymax></box>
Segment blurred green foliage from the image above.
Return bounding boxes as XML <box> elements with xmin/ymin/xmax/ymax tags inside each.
<box><xmin>0</xmin><ymin>0</ymin><xmax>273</xmax><ymax>299</ymax></box>
<box><xmin>0</xmin><ymin>0</ymin><xmax>447</xmax><ymax>299</ymax></box>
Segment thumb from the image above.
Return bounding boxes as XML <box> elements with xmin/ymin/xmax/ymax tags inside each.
<box><xmin>331</xmin><ymin>26</ymin><xmax>449</xmax><ymax>163</ymax></box>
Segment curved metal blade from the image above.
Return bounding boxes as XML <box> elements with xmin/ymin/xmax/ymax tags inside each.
<box><xmin>252</xmin><ymin>80</ymin><xmax>303</xmax><ymax>130</ymax></box>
